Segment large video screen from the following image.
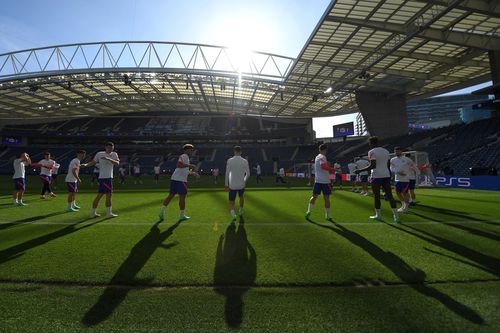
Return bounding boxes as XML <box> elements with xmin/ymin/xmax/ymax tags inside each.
<box><xmin>2</xmin><ymin>136</ymin><xmax>23</xmax><ymax>145</ymax></box>
<box><xmin>332</xmin><ymin>122</ymin><xmax>354</xmax><ymax>138</ymax></box>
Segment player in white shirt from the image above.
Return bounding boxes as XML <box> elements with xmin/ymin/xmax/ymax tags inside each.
<box><xmin>305</xmin><ymin>144</ymin><xmax>335</xmax><ymax>221</ymax></box>
<box><xmin>133</xmin><ymin>163</ymin><xmax>143</xmax><ymax>184</ymax></box>
<box><xmin>356</xmin><ymin>136</ymin><xmax>399</xmax><ymax>223</ymax></box>
<box><xmin>51</xmin><ymin>160</ymin><xmax>60</xmax><ymax>190</ymax></box>
<box><xmin>225</xmin><ymin>146</ymin><xmax>250</xmax><ymax>221</ymax></box>
<box><xmin>118</xmin><ymin>165</ymin><xmax>127</xmax><ymax>184</ymax></box>
<box><xmin>212</xmin><ymin>167</ymin><xmax>220</xmax><ymax>184</ymax></box>
<box><xmin>12</xmin><ymin>152</ymin><xmax>32</xmax><ymax>206</ymax></box>
<box><xmin>355</xmin><ymin>156</ymin><xmax>370</xmax><ymax>196</ymax></box>
<box><xmin>254</xmin><ymin>163</ymin><xmax>263</xmax><ymax>183</ymax></box>
<box><xmin>38</xmin><ymin>151</ymin><xmax>60</xmax><ymax>199</ymax></box>
<box><xmin>154</xmin><ymin>165</ymin><xmax>161</xmax><ymax>184</ymax></box>
<box><xmin>65</xmin><ymin>150</ymin><xmax>89</xmax><ymax>212</ymax></box>
<box><xmin>390</xmin><ymin>147</ymin><xmax>415</xmax><ymax>213</ymax></box>
<box><xmin>85</xmin><ymin>142</ymin><xmax>120</xmax><ymax>218</ymax></box>
<box><xmin>159</xmin><ymin>144</ymin><xmax>199</xmax><ymax>222</ymax></box>
<box><xmin>347</xmin><ymin>160</ymin><xmax>358</xmax><ymax>192</ymax></box>
<box><xmin>333</xmin><ymin>162</ymin><xmax>343</xmax><ymax>190</ymax></box>
<box><xmin>405</xmin><ymin>153</ymin><xmax>420</xmax><ymax>206</ymax></box>
<box><xmin>276</xmin><ymin>167</ymin><xmax>286</xmax><ymax>183</ymax></box>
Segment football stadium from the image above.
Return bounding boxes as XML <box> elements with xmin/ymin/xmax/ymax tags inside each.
<box><xmin>1</xmin><ymin>1</ymin><xmax>499</xmax><ymax>332</ymax></box>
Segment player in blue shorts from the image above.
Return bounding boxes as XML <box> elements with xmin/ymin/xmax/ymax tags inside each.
<box><xmin>159</xmin><ymin>144</ymin><xmax>199</xmax><ymax>222</ymax></box>
<box><xmin>86</xmin><ymin>142</ymin><xmax>120</xmax><ymax>218</ymax></box>
<box><xmin>12</xmin><ymin>152</ymin><xmax>32</xmax><ymax>206</ymax></box>
<box><xmin>356</xmin><ymin>137</ymin><xmax>399</xmax><ymax>223</ymax></box>
<box><xmin>65</xmin><ymin>150</ymin><xmax>88</xmax><ymax>212</ymax></box>
<box><xmin>225</xmin><ymin>146</ymin><xmax>250</xmax><ymax>221</ymax></box>
<box><xmin>306</xmin><ymin>144</ymin><xmax>335</xmax><ymax>221</ymax></box>
<box><xmin>390</xmin><ymin>147</ymin><xmax>413</xmax><ymax>213</ymax></box>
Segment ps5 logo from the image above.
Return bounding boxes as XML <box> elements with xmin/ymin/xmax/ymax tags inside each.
<box><xmin>435</xmin><ymin>177</ymin><xmax>471</xmax><ymax>187</ymax></box>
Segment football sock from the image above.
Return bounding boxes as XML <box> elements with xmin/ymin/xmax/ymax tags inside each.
<box><xmin>325</xmin><ymin>208</ymin><xmax>330</xmax><ymax>217</ymax></box>
<box><xmin>68</xmin><ymin>203</ymin><xmax>72</xmax><ymax>209</ymax></box>
<box><xmin>160</xmin><ymin>205</ymin><xmax>166</xmax><ymax>214</ymax></box>
<box><xmin>392</xmin><ymin>208</ymin><xmax>399</xmax><ymax>217</ymax></box>
<box><xmin>231</xmin><ymin>210</ymin><xmax>236</xmax><ymax>218</ymax></box>
<box><xmin>375</xmin><ymin>209</ymin><xmax>381</xmax><ymax>217</ymax></box>
<box><xmin>239</xmin><ymin>207</ymin><xmax>244</xmax><ymax>215</ymax></box>
<box><xmin>180</xmin><ymin>209</ymin><xmax>185</xmax><ymax>217</ymax></box>
<box><xmin>307</xmin><ymin>203</ymin><xmax>313</xmax><ymax>213</ymax></box>
<box><xmin>13</xmin><ymin>199</ymin><xmax>18</xmax><ymax>204</ymax></box>
<box><xmin>92</xmin><ymin>208</ymin><xmax>97</xmax><ymax>215</ymax></box>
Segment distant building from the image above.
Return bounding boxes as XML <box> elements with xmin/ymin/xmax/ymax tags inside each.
<box><xmin>406</xmin><ymin>94</ymin><xmax>491</xmax><ymax>127</ymax></box>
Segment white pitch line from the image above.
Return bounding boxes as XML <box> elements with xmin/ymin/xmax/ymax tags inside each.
<box><xmin>0</xmin><ymin>221</ymin><xmax>498</xmax><ymax>227</ymax></box>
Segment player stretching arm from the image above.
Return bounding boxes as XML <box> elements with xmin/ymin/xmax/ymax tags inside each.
<box><xmin>12</xmin><ymin>152</ymin><xmax>32</xmax><ymax>206</ymax></box>
<box><xmin>305</xmin><ymin>144</ymin><xmax>335</xmax><ymax>221</ymax></box>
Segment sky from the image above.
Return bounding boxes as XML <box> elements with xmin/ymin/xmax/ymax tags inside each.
<box><xmin>0</xmin><ymin>0</ymin><xmax>491</xmax><ymax>138</ymax></box>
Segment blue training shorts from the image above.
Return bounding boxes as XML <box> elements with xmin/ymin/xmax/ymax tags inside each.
<box><xmin>170</xmin><ymin>180</ymin><xmax>188</xmax><ymax>195</ymax></box>
<box><xmin>313</xmin><ymin>183</ymin><xmax>332</xmax><ymax>196</ymax></box>
<box><xmin>395</xmin><ymin>181</ymin><xmax>409</xmax><ymax>193</ymax></box>
<box><xmin>98</xmin><ymin>178</ymin><xmax>113</xmax><ymax>193</ymax></box>
<box><xmin>66</xmin><ymin>181</ymin><xmax>78</xmax><ymax>193</ymax></box>
<box><xmin>14</xmin><ymin>177</ymin><xmax>26</xmax><ymax>191</ymax></box>
<box><xmin>228</xmin><ymin>189</ymin><xmax>245</xmax><ymax>201</ymax></box>
<box><xmin>409</xmin><ymin>179</ymin><xmax>416</xmax><ymax>190</ymax></box>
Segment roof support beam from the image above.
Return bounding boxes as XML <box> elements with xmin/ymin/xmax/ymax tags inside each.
<box><xmin>307</xmin><ymin>40</ymin><xmax>487</xmax><ymax>67</ymax></box>
<box><xmin>414</xmin><ymin>0</ymin><xmax>500</xmax><ymax>18</ymax></box>
<box><xmin>325</xmin><ymin>15</ymin><xmax>500</xmax><ymax>50</ymax></box>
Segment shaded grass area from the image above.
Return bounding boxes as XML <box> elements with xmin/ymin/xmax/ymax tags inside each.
<box><xmin>0</xmin><ymin>282</ymin><xmax>499</xmax><ymax>332</ymax></box>
<box><xmin>1</xmin><ymin>181</ymin><xmax>500</xmax><ymax>331</ymax></box>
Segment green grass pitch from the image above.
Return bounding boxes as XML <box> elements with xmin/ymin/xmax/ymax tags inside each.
<box><xmin>0</xmin><ymin>175</ymin><xmax>499</xmax><ymax>332</ymax></box>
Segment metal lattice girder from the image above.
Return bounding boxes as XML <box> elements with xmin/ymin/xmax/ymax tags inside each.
<box><xmin>414</xmin><ymin>0</ymin><xmax>500</xmax><ymax>18</ymax></box>
<box><xmin>324</xmin><ymin>16</ymin><xmax>500</xmax><ymax>51</ymax></box>
<box><xmin>0</xmin><ymin>41</ymin><xmax>294</xmax><ymax>81</ymax></box>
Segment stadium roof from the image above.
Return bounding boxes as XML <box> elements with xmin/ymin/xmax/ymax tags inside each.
<box><xmin>0</xmin><ymin>0</ymin><xmax>498</xmax><ymax>120</ymax></box>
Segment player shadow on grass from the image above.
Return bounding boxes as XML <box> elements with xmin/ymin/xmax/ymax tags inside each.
<box><xmin>305</xmin><ymin>218</ymin><xmax>484</xmax><ymax>324</ymax></box>
<box><xmin>0</xmin><ymin>211</ymin><xmax>69</xmax><ymax>232</ymax></box>
<box><xmin>412</xmin><ymin>204</ymin><xmax>489</xmax><ymax>221</ymax></box>
<box><xmin>81</xmin><ymin>220</ymin><xmax>180</xmax><ymax>327</ymax></box>
<box><xmin>407</xmin><ymin>211</ymin><xmax>500</xmax><ymax>242</ymax></box>
<box><xmin>214</xmin><ymin>217</ymin><xmax>257</xmax><ymax>329</ymax></box>
<box><xmin>0</xmin><ymin>217</ymin><xmax>102</xmax><ymax>265</ymax></box>
<box><xmin>387</xmin><ymin>223</ymin><xmax>500</xmax><ymax>278</ymax></box>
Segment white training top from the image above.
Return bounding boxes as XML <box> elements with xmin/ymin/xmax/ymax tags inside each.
<box><xmin>314</xmin><ymin>154</ymin><xmax>330</xmax><ymax>184</ymax></box>
<box><xmin>13</xmin><ymin>158</ymin><xmax>27</xmax><ymax>179</ymax></box>
<box><xmin>65</xmin><ymin>158</ymin><xmax>81</xmax><ymax>182</ymax></box>
<box><xmin>119</xmin><ymin>167</ymin><xmax>126</xmax><ymax>176</ymax></box>
<box><xmin>334</xmin><ymin>163</ymin><xmax>341</xmax><ymax>173</ymax></box>
<box><xmin>355</xmin><ymin>159</ymin><xmax>370</xmax><ymax>176</ymax></box>
<box><xmin>390</xmin><ymin>156</ymin><xmax>413</xmax><ymax>182</ymax></box>
<box><xmin>154</xmin><ymin>166</ymin><xmax>160</xmax><ymax>174</ymax></box>
<box><xmin>278</xmin><ymin>168</ymin><xmax>285</xmax><ymax>176</ymax></box>
<box><xmin>212</xmin><ymin>168</ymin><xmax>219</xmax><ymax>176</ymax></box>
<box><xmin>347</xmin><ymin>162</ymin><xmax>357</xmax><ymax>175</ymax></box>
<box><xmin>255</xmin><ymin>165</ymin><xmax>261</xmax><ymax>175</ymax></box>
<box><xmin>39</xmin><ymin>159</ymin><xmax>57</xmax><ymax>176</ymax></box>
<box><xmin>171</xmin><ymin>154</ymin><xmax>190</xmax><ymax>182</ymax></box>
<box><xmin>368</xmin><ymin>147</ymin><xmax>391</xmax><ymax>179</ymax></box>
<box><xmin>225</xmin><ymin>155</ymin><xmax>250</xmax><ymax>190</ymax></box>
<box><xmin>94</xmin><ymin>151</ymin><xmax>119</xmax><ymax>179</ymax></box>
<box><xmin>133</xmin><ymin>165</ymin><xmax>140</xmax><ymax>174</ymax></box>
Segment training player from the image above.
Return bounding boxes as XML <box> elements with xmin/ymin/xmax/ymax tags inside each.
<box><xmin>52</xmin><ymin>160</ymin><xmax>60</xmax><ymax>190</ymax></box>
<box><xmin>225</xmin><ymin>146</ymin><xmax>250</xmax><ymax>221</ymax></box>
<box><xmin>355</xmin><ymin>156</ymin><xmax>370</xmax><ymax>196</ymax></box>
<box><xmin>86</xmin><ymin>142</ymin><xmax>120</xmax><ymax>218</ymax></box>
<box><xmin>356</xmin><ymin>136</ymin><xmax>399</xmax><ymax>223</ymax></box>
<box><xmin>406</xmin><ymin>153</ymin><xmax>419</xmax><ymax>206</ymax></box>
<box><xmin>212</xmin><ymin>167</ymin><xmax>220</xmax><ymax>184</ymax></box>
<box><xmin>154</xmin><ymin>164</ymin><xmax>161</xmax><ymax>184</ymax></box>
<box><xmin>91</xmin><ymin>163</ymin><xmax>100</xmax><ymax>186</ymax></box>
<box><xmin>133</xmin><ymin>163</ymin><xmax>142</xmax><ymax>184</ymax></box>
<box><xmin>12</xmin><ymin>152</ymin><xmax>32</xmax><ymax>206</ymax></box>
<box><xmin>159</xmin><ymin>144</ymin><xmax>199</xmax><ymax>222</ymax></box>
<box><xmin>347</xmin><ymin>159</ymin><xmax>358</xmax><ymax>192</ymax></box>
<box><xmin>254</xmin><ymin>163</ymin><xmax>263</xmax><ymax>183</ymax></box>
<box><xmin>333</xmin><ymin>161</ymin><xmax>343</xmax><ymax>190</ymax></box>
<box><xmin>305</xmin><ymin>144</ymin><xmax>335</xmax><ymax>221</ymax></box>
<box><xmin>390</xmin><ymin>147</ymin><xmax>412</xmax><ymax>213</ymax></box>
<box><xmin>118</xmin><ymin>165</ymin><xmax>127</xmax><ymax>184</ymax></box>
<box><xmin>65</xmin><ymin>150</ymin><xmax>88</xmax><ymax>212</ymax></box>
<box><xmin>38</xmin><ymin>151</ymin><xmax>59</xmax><ymax>199</ymax></box>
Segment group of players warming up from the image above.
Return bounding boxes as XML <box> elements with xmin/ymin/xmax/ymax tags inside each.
<box><xmin>12</xmin><ymin>137</ymin><xmax>418</xmax><ymax>223</ymax></box>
